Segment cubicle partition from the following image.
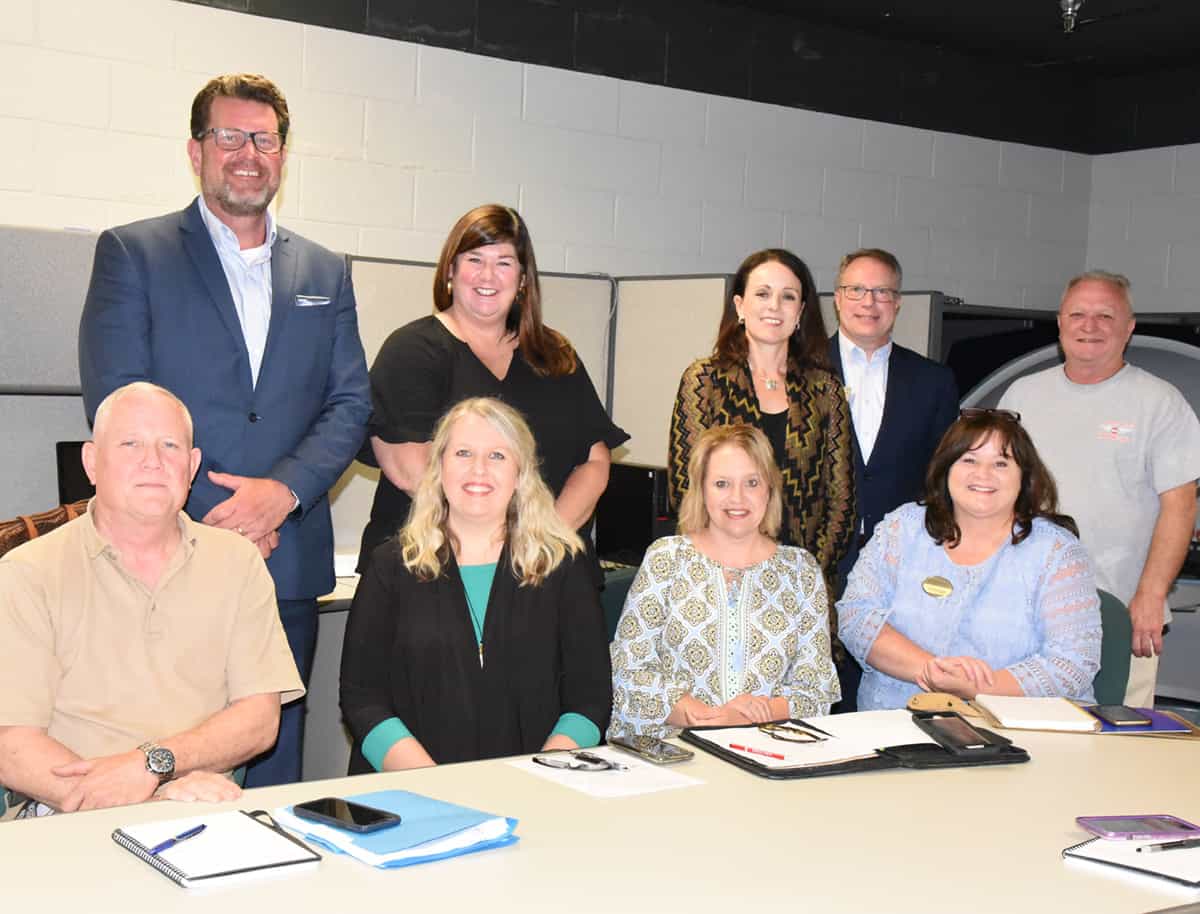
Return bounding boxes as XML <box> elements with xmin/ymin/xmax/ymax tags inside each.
<box><xmin>0</xmin><ymin>225</ymin><xmax>96</xmax><ymax>520</ymax></box>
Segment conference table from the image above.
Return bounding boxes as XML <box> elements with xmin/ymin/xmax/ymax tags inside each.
<box><xmin>3</xmin><ymin>726</ymin><xmax>1197</xmax><ymax>913</ymax></box>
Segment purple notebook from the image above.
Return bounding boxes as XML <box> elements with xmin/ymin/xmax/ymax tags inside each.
<box><xmin>1083</xmin><ymin>707</ymin><xmax>1192</xmax><ymax>734</ymax></box>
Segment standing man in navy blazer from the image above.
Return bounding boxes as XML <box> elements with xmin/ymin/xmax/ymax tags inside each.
<box><xmin>827</xmin><ymin>248</ymin><xmax>959</xmax><ymax>709</ymax></box>
<box><xmin>78</xmin><ymin>74</ymin><xmax>371</xmax><ymax>786</ymax></box>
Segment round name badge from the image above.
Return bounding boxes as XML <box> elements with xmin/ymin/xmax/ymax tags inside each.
<box><xmin>922</xmin><ymin>575</ymin><xmax>953</xmax><ymax>598</ymax></box>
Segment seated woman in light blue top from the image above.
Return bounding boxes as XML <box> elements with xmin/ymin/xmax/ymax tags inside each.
<box><xmin>838</xmin><ymin>409</ymin><xmax>1102</xmax><ymax>711</ymax></box>
<box><xmin>608</xmin><ymin>424</ymin><xmax>839</xmax><ymax>740</ymax></box>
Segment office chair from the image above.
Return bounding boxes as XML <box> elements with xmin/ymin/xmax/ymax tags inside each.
<box><xmin>1093</xmin><ymin>589</ymin><xmax>1133</xmax><ymax>706</ymax></box>
<box><xmin>0</xmin><ymin>499</ymin><xmax>90</xmax><ymax>560</ymax></box>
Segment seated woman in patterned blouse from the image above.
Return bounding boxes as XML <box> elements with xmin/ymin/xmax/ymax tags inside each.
<box><xmin>837</xmin><ymin>409</ymin><xmax>1102</xmax><ymax>711</ymax></box>
<box><xmin>608</xmin><ymin>424</ymin><xmax>839</xmax><ymax>739</ymax></box>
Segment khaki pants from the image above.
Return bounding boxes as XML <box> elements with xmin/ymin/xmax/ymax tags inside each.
<box><xmin>1123</xmin><ymin>652</ymin><xmax>1160</xmax><ymax>708</ymax></box>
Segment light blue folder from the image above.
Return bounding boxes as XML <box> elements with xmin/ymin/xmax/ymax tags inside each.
<box><xmin>286</xmin><ymin>790</ymin><xmax>518</xmax><ymax>868</ymax></box>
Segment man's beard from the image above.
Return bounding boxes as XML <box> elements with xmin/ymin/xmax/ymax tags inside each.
<box><xmin>212</xmin><ymin>180</ymin><xmax>277</xmax><ymax>217</ymax></box>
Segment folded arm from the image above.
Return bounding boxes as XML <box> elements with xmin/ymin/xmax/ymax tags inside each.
<box><xmin>3</xmin><ymin>693</ymin><xmax>279</xmax><ymax>813</ymax></box>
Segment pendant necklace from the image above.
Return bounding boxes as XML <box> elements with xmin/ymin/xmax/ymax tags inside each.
<box><xmin>465</xmin><ymin>591</ymin><xmax>485</xmax><ymax>667</ymax></box>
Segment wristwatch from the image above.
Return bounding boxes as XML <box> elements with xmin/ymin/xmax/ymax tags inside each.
<box><xmin>138</xmin><ymin>742</ymin><xmax>176</xmax><ymax>784</ymax></box>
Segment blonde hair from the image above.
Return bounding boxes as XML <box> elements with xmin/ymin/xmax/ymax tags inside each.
<box><xmin>401</xmin><ymin>397</ymin><xmax>582</xmax><ymax>585</ymax></box>
<box><xmin>676</xmin><ymin>424</ymin><xmax>783</xmax><ymax>538</ymax></box>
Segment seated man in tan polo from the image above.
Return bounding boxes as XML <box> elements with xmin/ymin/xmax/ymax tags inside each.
<box><xmin>0</xmin><ymin>382</ymin><xmax>303</xmax><ymax>818</ymax></box>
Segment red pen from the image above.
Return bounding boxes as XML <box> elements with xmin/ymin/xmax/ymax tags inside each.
<box><xmin>729</xmin><ymin>743</ymin><xmax>785</xmax><ymax>761</ymax></box>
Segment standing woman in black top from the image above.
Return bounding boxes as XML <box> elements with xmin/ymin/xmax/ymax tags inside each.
<box><xmin>356</xmin><ymin>204</ymin><xmax>628</xmax><ymax>573</ymax></box>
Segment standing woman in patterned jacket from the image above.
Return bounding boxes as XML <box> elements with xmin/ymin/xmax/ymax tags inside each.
<box><xmin>668</xmin><ymin>250</ymin><xmax>855</xmax><ymax>638</ymax></box>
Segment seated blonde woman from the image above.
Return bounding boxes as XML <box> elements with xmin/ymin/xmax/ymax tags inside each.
<box><xmin>340</xmin><ymin>397</ymin><xmax>612</xmax><ymax>772</ymax></box>
<box><xmin>608</xmin><ymin>424</ymin><xmax>839</xmax><ymax>740</ymax></box>
<box><xmin>837</xmin><ymin>409</ymin><xmax>1102</xmax><ymax>711</ymax></box>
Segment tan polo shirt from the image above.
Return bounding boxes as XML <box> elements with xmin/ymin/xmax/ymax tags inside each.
<box><xmin>0</xmin><ymin>502</ymin><xmax>304</xmax><ymax>760</ymax></box>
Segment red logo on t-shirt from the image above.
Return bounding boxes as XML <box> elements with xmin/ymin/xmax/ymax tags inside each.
<box><xmin>1097</xmin><ymin>421</ymin><xmax>1135</xmax><ymax>443</ymax></box>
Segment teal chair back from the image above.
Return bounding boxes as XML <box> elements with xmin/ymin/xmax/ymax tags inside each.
<box><xmin>1093</xmin><ymin>589</ymin><xmax>1132</xmax><ymax>705</ymax></box>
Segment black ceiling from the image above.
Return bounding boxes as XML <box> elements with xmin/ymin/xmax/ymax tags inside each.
<box><xmin>184</xmin><ymin>0</ymin><xmax>1200</xmax><ymax>152</ymax></box>
<box><xmin>724</xmin><ymin>0</ymin><xmax>1200</xmax><ymax>77</ymax></box>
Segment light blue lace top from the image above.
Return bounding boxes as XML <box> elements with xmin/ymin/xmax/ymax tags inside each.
<box><xmin>837</xmin><ymin>503</ymin><xmax>1102</xmax><ymax>711</ymax></box>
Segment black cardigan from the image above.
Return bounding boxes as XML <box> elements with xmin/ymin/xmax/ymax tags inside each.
<box><xmin>340</xmin><ymin>541</ymin><xmax>612</xmax><ymax>774</ymax></box>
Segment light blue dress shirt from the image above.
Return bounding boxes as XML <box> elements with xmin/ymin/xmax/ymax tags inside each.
<box><xmin>837</xmin><ymin>502</ymin><xmax>1102</xmax><ymax>711</ymax></box>
<box><xmin>196</xmin><ymin>195</ymin><xmax>276</xmax><ymax>387</ymax></box>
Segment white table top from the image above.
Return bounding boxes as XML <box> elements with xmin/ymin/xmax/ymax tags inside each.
<box><xmin>3</xmin><ymin>728</ymin><xmax>1197</xmax><ymax>913</ymax></box>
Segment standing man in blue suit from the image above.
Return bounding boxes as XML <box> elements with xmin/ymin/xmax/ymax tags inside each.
<box><xmin>78</xmin><ymin>74</ymin><xmax>371</xmax><ymax>786</ymax></box>
<box><xmin>827</xmin><ymin>248</ymin><xmax>959</xmax><ymax>710</ymax></box>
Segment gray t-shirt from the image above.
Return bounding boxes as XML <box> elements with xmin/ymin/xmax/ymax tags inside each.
<box><xmin>1000</xmin><ymin>363</ymin><xmax>1200</xmax><ymax>619</ymax></box>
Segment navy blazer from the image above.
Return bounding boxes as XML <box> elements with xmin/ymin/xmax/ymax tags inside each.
<box><xmin>827</xmin><ymin>335</ymin><xmax>959</xmax><ymax>581</ymax></box>
<box><xmin>78</xmin><ymin>199</ymin><xmax>370</xmax><ymax>600</ymax></box>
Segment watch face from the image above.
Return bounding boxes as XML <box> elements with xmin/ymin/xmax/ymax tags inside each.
<box><xmin>146</xmin><ymin>747</ymin><xmax>175</xmax><ymax>776</ymax></box>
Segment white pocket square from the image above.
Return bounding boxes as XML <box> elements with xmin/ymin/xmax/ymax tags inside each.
<box><xmin>295</xmin><ymin>294</ymin><xmax>331</xmax><ymax>307</ymax></box>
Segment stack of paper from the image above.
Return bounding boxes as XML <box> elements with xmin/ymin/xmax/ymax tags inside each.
<box><xmin>974</xmin><ymin>695</ymin><xmax>1099</xmax><ymax>732</ymax></box>
<box><xmin>273</xmin><ymin>790</ymin><xmax>516</xmax><ymax>869</ymax></box>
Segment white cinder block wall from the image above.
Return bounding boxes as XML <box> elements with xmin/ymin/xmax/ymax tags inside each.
<box><xmin>2</xmin><ymin>0</ymin><xmax>1098</xmax><ymax>305</ymax></box>
<box><xmin>1087</xmin><ymin>147</ymin><xmax>1200</xmax><ymax>313</ymax></box>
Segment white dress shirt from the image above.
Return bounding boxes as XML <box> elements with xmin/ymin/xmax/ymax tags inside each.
<box><xmin>837</xmin><ymin>330</ymin><xmax>892</xmax><ymax>463</ymax></box>
<box><xmin>197</xmin><ymin>195</ymin><xmax>276</xmax><ymax>387</ymax></box>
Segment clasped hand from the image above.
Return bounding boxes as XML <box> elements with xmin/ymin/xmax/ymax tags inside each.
<box><xmin>203</xmin><ymin>472</ymin><xmax>293</xmax><ymax>559</ymax></box>
<box><xmin>916</xmin><ymin>655</ymin><xmax>996</xmax><ymax>699</ymax></box>
<box><xmin>675</xmin><ymin>693</ymin><xmax>779</xmax><ymax>727</ymax></box>
<box><xmin>51</xmin><ymin>752</ymin><xmax>241</xmax><ymax>811</ymax></box>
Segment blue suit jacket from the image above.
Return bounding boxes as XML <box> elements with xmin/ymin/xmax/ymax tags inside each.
<box><xmin>828</xmin><ymin>335</ymin><xmax>959</xmax><ymax>582</ymax></box>
<box><xmin>78</xmin><ymin>199</ymin><xmax>370</xmax><ymax>600</ymax></box>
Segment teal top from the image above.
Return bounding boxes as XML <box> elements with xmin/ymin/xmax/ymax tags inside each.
<box><xmin>360</xmin><ymin>561</ymin><xmax>600</xmax><ymax>770</ymax></box>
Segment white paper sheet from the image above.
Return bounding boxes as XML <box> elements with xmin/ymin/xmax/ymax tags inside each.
<box><xmin>508</xmin><ymin>746</ymin><xmax>704</xmax><ymax>798</ymax></box>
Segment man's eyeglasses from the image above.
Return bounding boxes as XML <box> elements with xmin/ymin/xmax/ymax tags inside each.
<box><xmin>836</xmin><ymin>284</ymin><xmax>900</xmax><ymax>304</ymax></box>
<box><xmin>758</xmin><ymin>721</ymin><xmax>828</xmax><ymax>743</ymax></box>
<box><xmin>531</xmin><ymin>750</ymin><xmax>626</xmax><ymax>772</ymax></box>
<box><xmin>960</xmin><ymin>407</ymin><xmax>1021</xmax><ymax>423</ymax></box>
<box><xmin>195</xmin><ymin>127</ymin><xmax>284</xmax><ymax>155</ymax></box>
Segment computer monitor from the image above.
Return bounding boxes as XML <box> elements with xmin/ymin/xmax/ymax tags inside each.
<box><xmin>55</xmin><ymin>441</ymin><xmax>95</xmax><ymax>505</ymax></box>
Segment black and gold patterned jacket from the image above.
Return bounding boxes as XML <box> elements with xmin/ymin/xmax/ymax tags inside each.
<box><xmin>668</xmin><ymin>357</ymin><xmax>856</xmax><ymax>597</ymax></box>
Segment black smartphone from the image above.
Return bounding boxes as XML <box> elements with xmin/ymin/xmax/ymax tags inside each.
<box><xmin>293</xmin><ymin>797</ymin><xmax>401</xmax><ymax>833</ymax></box>
<box><xmin>1091</xmin><ymin>704</ymin><xmax>1153</xmax><ymax>727</ymax></box>
<box><xmin>925</xmin><ymin>714</ymin><xmax>990</xmax><ymax>750</ymax></box>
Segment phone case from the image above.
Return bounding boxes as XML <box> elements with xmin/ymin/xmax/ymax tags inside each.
<box><xmin>1076</xmin><ymin>815</ymin><xmax>1200</xmax><ymax>840</ymax></box>
<box><xmin>910</xmin><ymin>710</ymin><xmax>1013</xmax><ymax>757</ymax></box>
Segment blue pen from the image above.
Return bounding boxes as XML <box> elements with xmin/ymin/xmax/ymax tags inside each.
<box><xmin>149</xmin><ymin>823</ymin><xmax>206</xmax><ymax>856</ymax></box>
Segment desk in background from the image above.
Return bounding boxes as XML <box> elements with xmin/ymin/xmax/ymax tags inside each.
<box><xmin>2</xmin><ymin>729</ymin><xmax>1197</xmax><ymax>912</ymax></box>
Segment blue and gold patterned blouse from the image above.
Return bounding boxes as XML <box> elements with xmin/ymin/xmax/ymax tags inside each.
<box><xmin>837</xmin><ymin>502</ymin><xmax>1102</xmax><ymax>711</ymax></box>
<box><xmin>607</xmin><ymin>536</ymin><xmax>840</xmax><ymax>740</ymax></box>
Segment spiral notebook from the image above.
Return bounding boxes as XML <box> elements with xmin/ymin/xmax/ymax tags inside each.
<box><xmin>1063</xmin><ymin>836</ymin><xmax>1200</xmax><ymax>888</ymax></box>
<box><xmin>112</xmin><ymin>809</ymin><xmax>320</xmax><ymax>888</ymax></box>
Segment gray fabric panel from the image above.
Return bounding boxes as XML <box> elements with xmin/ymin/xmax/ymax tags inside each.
<box><xmin>0</xmin><ymin>395</ymin><xmax>91</xmax><ymax>519</ymax></box>
<box><xmin>0</xmin><ymin>225</ymin><xmax>98</xmax><ymax>391</ymax></box>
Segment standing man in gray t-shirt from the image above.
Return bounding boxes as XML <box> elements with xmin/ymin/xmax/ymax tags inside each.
<box><xmin>1000</xmin><ymin>271</ymin><xmax>1200</xmax><ymax>707</ymax></box>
